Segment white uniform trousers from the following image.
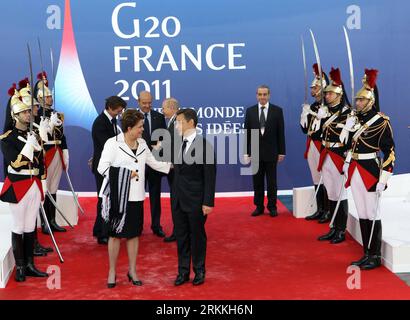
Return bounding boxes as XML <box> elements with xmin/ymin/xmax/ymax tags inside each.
<box><xmin>321</xmin><ymin>155</ymin><xmax>347</xmax><ymax>201</ymax></box>
<box><xmin>307</xmin><ymin>141</ymin><xmax>321</xmax><ymax>184</ymax></box>
<box><xmin>350</xmin><ymin>167</ymin><xmax>380</xmax><ymax>220</ymax></box>
<box><xmin>9</xmin><ymin>183</ymin><xmax>41</xmax><ymax>234</ymax></box>
<box><xmin>47</xmin><ymin>151</ymin><xmax>63</xmax><ymax>194</ymax></box>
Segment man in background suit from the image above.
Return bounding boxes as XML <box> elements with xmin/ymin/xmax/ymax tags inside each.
<box><xmin>161</xmin><ymin>97</ymin><xmax>180</xmax><ymax>242</ymax></box>
<box><xmin>244</xmin><ymin>85</ymin><xmax>286</xmax><ymax>217</ymax></box>
<box><xmin>172</xmin><ymin>108</ymin><xmax>216</xmax><ymax>286</ymax></box>
<box><xmin>138</xmin><ymin>91</ymin><xmax>167</xmax><ymax>237</ymax></box>
<box><xmin>91</xmin><ymin>96</ymin><xmax>126</xmax><ymax>244</ymax></box>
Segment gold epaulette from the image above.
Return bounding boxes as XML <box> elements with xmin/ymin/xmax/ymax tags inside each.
<box><xmin>378</xmin><ymin>112</ymin><xmax>390</xmax><ymax>121</ymax></box>
<box><xmin>0</xmin><ymin>130</ymin><xmax>12</xmax><ymax>140</ymax></box>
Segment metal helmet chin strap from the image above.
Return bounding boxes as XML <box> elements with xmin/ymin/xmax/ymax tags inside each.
<box><xmin>358</xmin><ymin>98</ymin><xmax>374</xmax><ymax>114</ymax></box>
<box><xmin>328</xmin><ymin>94</ymin><xmax>342</xmax><ymax>108</ymax></box>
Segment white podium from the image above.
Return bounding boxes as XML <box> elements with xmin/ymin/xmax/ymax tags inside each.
<box><xmin>0</xmin><ymin>183</ymin><xmax>78</xmax><ymax>288</ymax></box>
<box><xmin>292</xmin><ymin>186</ymin><xmax>317</xmax><ymax>218</ymax></box>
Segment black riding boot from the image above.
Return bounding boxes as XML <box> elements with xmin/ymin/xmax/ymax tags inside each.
<box><xmin>24</xmin><ymin>231</ymin><xmax>49</xmax><ymax>278</ymax></box>
<box><xmin>351</xmin><ymin>219</ymin><xmax>370</xmax><ymax>266</ymax></box>
<box><xmin>318</xmin><ymin>200</ymin><xmax>337</xmax><ymax>241</ymax></box>
<box><xmin>318</xmin><ymin>188</ymin><xmax>331</xmax><ymax>224</ymax></box>
<box><xmin>330</xmin><ymin>199</ymin><xmax>348</xmax><ymax>244</ymax></box>
<box><xmin>33</xmin><ymin>225</ymin><xmax>50</xmax><ymax>256</ymax></box>
<box><xmin>361</xmin><ymin>220</ymin><xmax>382</xmax><ymax>270</ymax></box>
<box><xmin>49</xmin><ymin>193</ymin><xmax>66</xmax><ymax>232</ymax></box>
<box><xmin>306</xmin><ymin>184</ymin><xmax>325</xmax><ymax>220</ymax></box>
<box><xmin>11</xmin><ymin>232</ymin><xmax>25</xmax><ymax>282</ymax></box>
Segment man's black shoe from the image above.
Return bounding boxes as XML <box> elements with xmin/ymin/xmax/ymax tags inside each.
<box><xmin>164</xmin><ymin>234</ymin><xmax>176</xmax><ymax>242</ymax></box>
<box><xmin>251</xmin><ymin>208</ymin><xmax>264</xmax><ymax>217</ymax></box>
<box><xmin>153</xmin><ymin>229</ymin><xmax>166</xmax><ymax>238</ymax></box>
<box><xmin>193</xmin><ymin>272</ymin><xmax>205</xmax><ymax>286</ymax></box>
<box><xmin>174</xmin><ymin>274</ymin><xmax>190</xmax><ymax>286</ymax></box>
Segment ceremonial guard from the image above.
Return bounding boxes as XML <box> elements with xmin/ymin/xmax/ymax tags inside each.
<box><xmin>343</xmin><ymin>69</ymin><xmax>394</xmax><ymax>269</ymax></box>
<box><xmin>34</xmin><ymin>72</ymin><xmax>69</xmax><ymax>234</ymax></box>
<box><xmin>300</xmin><ymin>63</ymin><xmax>330</xmax><ymax>222</ymax></box>
<box><xmin>316</xmin><ymin>67</ymin><xmax>351</xmax><ymax>244</ymax></box>
<box><xmin>0</xmin><ymin>84</ymin><xmax>48</xmax><ymax>281</ymax></box>
<box><xmin>19</xmin><ymin>79</ymin><xmax>54</xmax><ymax>256</ymax></box>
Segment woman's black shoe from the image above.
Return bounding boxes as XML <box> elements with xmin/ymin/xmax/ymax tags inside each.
<box><xmin>127</xmin><ymin>273</ymin><xmax>143</xmax><ymax>286</ymax></box>
<box><xmin>107</xmin><ymin>276</ymin><xmax>116</xmax><ymax>288</ymax></box>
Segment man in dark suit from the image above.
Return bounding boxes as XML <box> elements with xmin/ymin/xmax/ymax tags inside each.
<box><xmin>160</xmin><ymin>97</ymin><xmax>179</xmax><ymax>242</ymax></box>
<box><xmin>172</xmin><ymin>108</ymin><xmax>216</xmax><ymax>286</ymax></box>
<box><xmin>244</xmin><ymin>85</ymin><xmax>286</xmax><ymax>217</ymax></box>
<box><xmin>138</xmin><ymin>91</ymin><xmax>167</xmax><ymax>237</ymax></box>
<box><xmin>91</xmin><ymin>96</ymin><xmax>126</xmax><ymax>244</ymax></box>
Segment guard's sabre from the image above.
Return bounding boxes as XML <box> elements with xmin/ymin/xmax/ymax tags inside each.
<box><xmin>309</xmin><ymin>29</ymin><xmax>325</xmax><ymax>106</ymax></box>
<box><xmin>27</xmin><ymin>44</ymin><xmax>34</xmax><ymax>133</ymax></box>
<box><xmin>37</xmin><ymin>37</ymin><xmax>46</xmax><ymax>112</ymax></box>
<box><xmin>301</xmin><ymin>35</ymin><xmax>308</xmax><ymax>104</ymax></box>
<box><xmin>343</xmin><ymin>26</ymin><xmax>355</xmax><ymax>108</ymax></box>
<box><xmin>50</xmin><ymin>48</ymin><xmax>56</xmax><ymax>111</ymax></box>
<box><xmin>309</xmin><ymin>175</ymin><xmax>323</xmax><ymax>209</ymax></box>
<box><xmin>368</xmin><ymin>192</ymin><xmax>381</xmax><ymax>250</ymax></box>
<box><xmin>329</xmin><ymin>175</ymin><xmax>346</xmax><ymax>228</ymax></box>
<box><xmin>64</xmin><ymin>170</ymin><xmax>85</xmax><ymax>215</ymax></box>
<box><xmin>45</xmin><ymin>191</ymin><xmax>74</xmax><ymax>229</ymax></box>
<box><xmin>40</xmin><ymin>203</ymin><xmax>64</xmax><ymax>263</ymax></box>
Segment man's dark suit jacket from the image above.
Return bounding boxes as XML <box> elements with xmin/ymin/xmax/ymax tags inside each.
<box><xmin>244</xmin><ymin>103</ymin><xmax>286</xmax><ymax>162</ymax></box>
<box><xmin>172</xmin><ymin>135</ymin><xmax>216</xmax><ymax>213</ymax></box>
<box><xmin>142</xmin><ymin>109</ymin><xmax>166</xmax><ymax>149</ymax></box>
<box><xmin>91</xmin><ymin>112</ymin><xmax>117</xmax><ymax>174</ymax></box>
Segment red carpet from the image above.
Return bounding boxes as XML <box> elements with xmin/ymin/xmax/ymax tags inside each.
<box><xmin>0</xmin><ymin>196</ymin><xmax>409</xmax><ymax>300</ymax></box>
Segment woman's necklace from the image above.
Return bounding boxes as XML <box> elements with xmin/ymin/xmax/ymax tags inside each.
<box><xmin>125</xmin><ymin>136</ymin><xmax>138</xmax><ymax>150</ymax></box>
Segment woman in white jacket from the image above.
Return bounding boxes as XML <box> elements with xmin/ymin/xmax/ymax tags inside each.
<box><xmin>98</xmin><ymin>109</ymin><xmax>170</xmax><ymax>288</ymax></box>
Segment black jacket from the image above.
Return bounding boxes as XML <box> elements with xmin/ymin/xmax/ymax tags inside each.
<box><xmin>171</xmin><ymin>134</ymin><xmax>216</xmax><ymax>213</ymax></box>
<box><xmin>91</xmin><ymin>112</ymin><xmax>117</xmax><ymax>174</ymax></box>
<box><xmin>141</xmin><ymin>109</ymin><xmax>166</xmax><ymax>150</ymax></box>
<box><xmin>244</xmin><ymin>103</ymin><xmax>286</xmax><ymax>162</ymax></box>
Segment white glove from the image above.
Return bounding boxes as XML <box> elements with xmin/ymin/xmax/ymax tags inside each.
<box><xmin>344</xmin><ymin>116</ymin><xmax>356</xmax><ymax>131</ymax></box>
<box><xmin>339</xmin><ymin>128</ymin><xmax>350</xmax><ymax>144</ymax></box>
<box><xmin>316</xmin><ymin>106</ymin><xmax>329</xmax><ymax>120</ymax></box>
<box><xmin>63</xmin><ymin>149</ymin><xmax>69</xmax><ymax>171</ymax></box>
<box><xmin>376</xmin><ymin>182</ymin><xmax>386</xmax><ymax>194</ymax></box>
<box><xmin>49</xmin><ymin>112</ymin><xmax>62</xmax><ymax>131</ymax></box>
<box><xmin>243</xmin><ymin>155</ymin><xmax>251</xmax><ymax>165</ymax></box>
<box><xmin>38</xmin><ymin>117</ymin><xmax>51</xmax><ymax>142</ymax></box>
<box><xmin>41</xmin><ymin>179</ymin><xmax>48</xmax><ymax>196</ymax></box>
<box><xmin>300</xmin><ymin>112</ymin><xmax>308</xmax><ymax>128</ymax></box>
<box><xmin>300</xmin><ymin>104</ymin><xmax>310</xmax><ymax>128</ymax></box>
<box><xmin>311</xmin><ymin>118</ymin><xmax>321</xmax><ymax>132</ymax></box>
<box><xmin>20</xmin><ymin>133</ymin><xmax>42</xmax><ymax>161</ymax></box>
<box><xmin>302</xmin><ymin>103</ymin><xmax>311</xmax><ymax>113</ymax></box>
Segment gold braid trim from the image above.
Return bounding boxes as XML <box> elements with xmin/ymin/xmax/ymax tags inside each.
<box><xmin>383</xmin><ymin>148</ymin><xmax>395</xmax><ymax>168</ymax></box>
<box><xmin>11</xmin><ymin>154</ymin><xmax>29</xmax><ymax>169</ymax></box>
<box><xmin>0</xmin><ymin>130</ymin><xmax>12</xmax><ymax>140</ymax></box>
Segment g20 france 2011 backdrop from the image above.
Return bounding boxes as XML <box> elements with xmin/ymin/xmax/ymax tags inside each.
<box><xmin>0</xmin><ymin>0</ymin><xmax>409</xmax><ymax>192</ymax></box>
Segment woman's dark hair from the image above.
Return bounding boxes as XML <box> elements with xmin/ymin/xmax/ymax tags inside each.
<box><xmin>176</xmin><ymin>108</ymin><xmax>198</xmax><ymax>127</ymax></box>
<box><xmin>121</xmin><ymin>109</ymin><xmax>144</xmax><ymax>132</ymax></box>
<box><xmin>105</xmin><ymin>96</ymin><xmax>127</xmax><ymax>110</ymax></box>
